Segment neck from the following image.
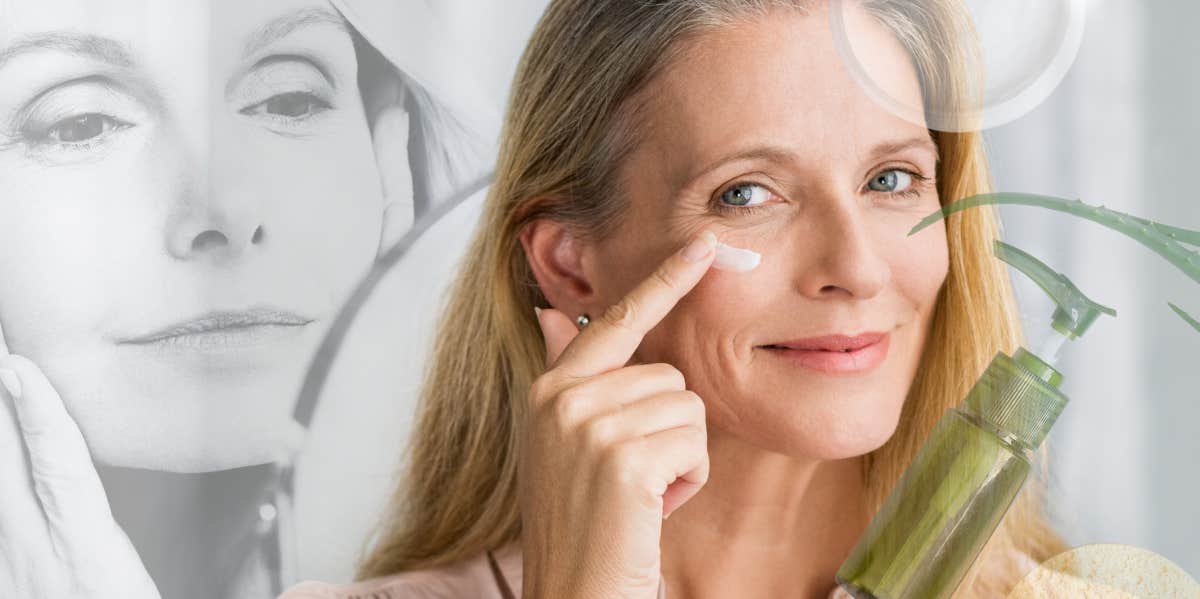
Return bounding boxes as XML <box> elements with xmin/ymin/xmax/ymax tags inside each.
<box><xmin>659</xmin><ymin>428</ymin><xmax>868</xmax><ymax>599</ymax></box>
<box><xmin>97</xmin><ymin>463</ymin><xmax>281</xmax><ymax>599</ymax></box>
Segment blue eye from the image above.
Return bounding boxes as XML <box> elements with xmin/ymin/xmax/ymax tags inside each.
<box><xmin>868</xmin><ymin>169</ymin><xmax>913</xmax><ymax>193</ymax></box>
<box><xmin>719</xmin><ymin>182</ymin><xmax>771</xmax><ymax>207</ymax></box>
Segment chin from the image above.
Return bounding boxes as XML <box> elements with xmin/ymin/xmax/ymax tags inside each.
<box><xmin>82</xmin><ymin>410</ymin><xmax>297</xmax><ymax>473</ymax></box>
<box><xmin>62</xmin><ymin>368</ymin><xmax>301</xmax><ymax>473</ymax></box>
<box><xmin>765</xmin><ymin>401</ymin><xmax>905</xmax><ymax>460</ymax></box>
<box><xmin>800</xmin><ymin>424</ymin><xmax>897</xmax><ymax>460</ymax></box>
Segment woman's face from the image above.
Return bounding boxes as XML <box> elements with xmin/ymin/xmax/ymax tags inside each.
<box><xmin>589</xmin><ymin>4</ymin><xmax>949</xmax><ymax>459</ymax></box>
<box><xmin>0</xmin><ymin>0</ymin><xmax>388</xmax><ymax>471</ymax></box>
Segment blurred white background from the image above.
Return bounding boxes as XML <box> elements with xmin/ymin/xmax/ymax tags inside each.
<box><xmin>296</xmin><ymin>0</ymin><xmax>1198</xmax><ymax>583</ymax></box>
<box><xmin>985</xmin><ymin>0</ymin><xmax>1200</xmax><ymax>576</ymax></box>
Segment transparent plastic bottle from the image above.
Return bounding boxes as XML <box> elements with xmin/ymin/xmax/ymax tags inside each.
<box><xmin>835</xmin><ymin>240</ymin><xmax>1115</xmax><ymax>599</ymax></box>
<box><xmin>836</xmin><ymin>349</ymin><xmax>1064</xmax><ymax>599</ymax></box>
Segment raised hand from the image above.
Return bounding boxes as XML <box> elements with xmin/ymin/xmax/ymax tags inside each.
<box><xmin>0</xmin><ymin>320</ymin><xmax>160</xmax><ymax>598</ymax></box>
<box><xmin>519</xmin><ymin>230</ymin><xmax>718</xmax><ymax>599</ymax></box>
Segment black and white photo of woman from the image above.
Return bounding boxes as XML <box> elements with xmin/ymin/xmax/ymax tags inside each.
<box><xmin>0</xmin><ymin>0</ymin><xmax>491</xmax><ymax>597</ymax></box>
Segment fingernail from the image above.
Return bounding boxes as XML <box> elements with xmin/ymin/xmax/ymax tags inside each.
<box><xmin>0</xmin><ymin>369</ymin><xmax>20</xmax><ymax>399</ymax></box>
<box><xmin>534</xmin><ymin>306</ymin><xmax>543</xmax><ymax>318</ymax></box>
<box><xmin>681</xmin><ymin>230</ymin><xmax>717</xmax><ymax>262</ymax></box>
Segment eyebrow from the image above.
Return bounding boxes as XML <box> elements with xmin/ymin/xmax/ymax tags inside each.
<box><xmin>241</xmin><ymin>7</ymin><xmax>351</xmax><ymax>59</ymax></box>
<box><xmin>0</xmin><ymin>33</ymin><xmax>135</xmax><ymax>70</ymax></box>
<box><xmin>867</xmin><ymin>136</ymin><xmax>940</xmax><ymax>164</ymax></box>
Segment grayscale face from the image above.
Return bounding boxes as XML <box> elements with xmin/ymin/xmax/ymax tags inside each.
<box><xmin>0</xmin><ymin>0</ymin><xmax>390</xmax><ymax>471</ymax></box>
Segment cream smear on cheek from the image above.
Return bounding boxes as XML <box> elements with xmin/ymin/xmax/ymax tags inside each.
<box><xmin>712</xmin><ymin>241</ymin><xmax>761</xmax><ymax>272</ymax></box>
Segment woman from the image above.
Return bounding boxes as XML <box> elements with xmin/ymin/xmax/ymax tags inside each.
<box><xmin>282</xmin><ymin>0</ymin><xmax>1067</xmax><ymax>597</ymax></box>
<box><xmin>0</xmin><ymin>0</ymin><xmax>487</xmax><ymax>597</ymax></box>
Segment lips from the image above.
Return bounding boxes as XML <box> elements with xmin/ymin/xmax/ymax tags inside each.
<box><xmin>117</xmin><ymin>307</ymin><xmax>313</xmax><ymax>347</ymax></box>
<box><xmin>762</xmin><ymin>332</ymin><xmax>887</xmax><ymax>352</ymax></box>
<box><xmin>759</xmin><ymin>331</ymin><xmax>891</xmax><ymax>375</ymax></box>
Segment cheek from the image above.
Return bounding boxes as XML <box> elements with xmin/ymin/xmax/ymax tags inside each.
<box><xmin>248</xmin><ymin>124</ymin><xmax>383</xmax><ymax>231</ymax></box>
<box><xmin>0</xmin><ymin>169</ymin><xmax>161</xmax><ymax>357</ymax></box>
<box><xmin>236</xmin><ymin>126</ymin><xmax>384</xmax><ymax>289</ymax></box>
<box><xmin>889</xmin><ymin>226</ymin><xmax>950</xmax><ymax>314</ymax></box>
<box><xmin>637</xmin><ymin>266</ymin><xmax>778</xmax><ymax>415</ymax></box>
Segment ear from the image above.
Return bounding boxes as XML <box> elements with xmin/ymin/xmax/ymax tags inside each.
<box><xmin>373</xmin><ymin>105</ymin><xmax>415</xmax><ymax>255</ymax></box>
<box><xmin>519</xmin><ymin>217</ymin><xmax>600</xmax><ymax>317</ymax></box>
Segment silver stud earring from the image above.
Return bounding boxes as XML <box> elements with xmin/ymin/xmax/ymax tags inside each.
<box><xmin>576</xmin><ymin>313</ymin><xmax>591</xmax><ymax>328</ymax></box>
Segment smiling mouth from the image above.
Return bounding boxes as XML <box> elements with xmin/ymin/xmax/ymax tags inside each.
<box><xmin>758</xmin><ymin>332</ymin><xmax>891</xmax><ymax>375</ymax></box>
<box><xmin>117</xmin><ymin>307</ymin><xmax>314</xmax><ymax>349</ymax></box>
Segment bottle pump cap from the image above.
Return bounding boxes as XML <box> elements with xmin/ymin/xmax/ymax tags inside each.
<box><xmin>993</xmin><ymin>240</ymin><xmax>1116</xmax><ymax>340</ymax></box>
<box><xmin>964</xmin><ymin>240</ymin><xmax>1116</xmax><ymax>449</ymax></box>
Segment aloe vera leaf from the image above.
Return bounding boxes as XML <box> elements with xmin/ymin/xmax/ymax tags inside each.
<box><xmin>908</xmin><ymin>192</ymin><xmax>1200</xmax><ymax>286</ymax></box>
<box><xmin>1169</xmin><ymin>302</ymin><xmax>1200</xmax><ymax>334</ymax></box>
<box><xmin>1122</xmin><ymin>214</ymin><xmax>1200</xmax><ymax>248</ymax></box>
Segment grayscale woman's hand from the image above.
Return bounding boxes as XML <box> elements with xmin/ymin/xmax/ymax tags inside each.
<box><xmin>0</xmin><ymin>325</ymin><xmax>160</xmax><ymax>599</ymax></box>
<box><xmin>519</xmin><ymin>230</ymin><xmax>718</xmax><ymax>599</ymax></box>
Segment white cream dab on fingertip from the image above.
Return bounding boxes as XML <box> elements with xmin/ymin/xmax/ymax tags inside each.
<box><xmin>713</xmin><ymin>241</ymin><xmax>761</xmax><ymax>272</ymax></box>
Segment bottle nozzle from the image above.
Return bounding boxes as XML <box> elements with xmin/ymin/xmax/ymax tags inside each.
<box><xmin>994</xmin><ymin>240</ymin><xmax>1116</xmax><ymax>342</ymax></box>
<box><xmin>1035</xmin><ymin>329</ymin><xmax>1070</xmax><ymax>366</ymax></box>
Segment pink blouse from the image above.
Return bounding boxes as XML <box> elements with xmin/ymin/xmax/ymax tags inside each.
<box><xmin>278</xmin><ymin>540</ymin><xmax>852</xmax><ymax>599</ymax></box>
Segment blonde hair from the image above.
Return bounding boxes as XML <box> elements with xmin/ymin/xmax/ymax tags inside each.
<box><xmin>357</xmin><ymin>0</ymin><xmax>1068</xmax><ymax>595</ymax></box>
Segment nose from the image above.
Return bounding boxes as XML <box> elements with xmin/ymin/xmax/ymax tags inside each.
<box><xmin>164</xmin><ymin>106</ymin><xmax>270</xmax><ymax>262</ymax></box>
<box><xmin>166</xmin><ymin>181</ymin><xmax>267</xmax><ymax>263</ymax></box>
<box><xmin>794</xmin><ymin>194</ymin><xmax>890</xmax><ymax>300</ymax></box>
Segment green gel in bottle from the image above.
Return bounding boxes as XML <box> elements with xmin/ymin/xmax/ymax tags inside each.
<box><xmin>835</xmin><ymin>240</ymin><xmax>1116</xmax><ymax>599</ymax></box>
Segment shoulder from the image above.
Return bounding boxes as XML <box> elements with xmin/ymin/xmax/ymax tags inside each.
<box><xmin>278</xmin><ymin>542</ymin><xmax>523</xmax><ymax>599</ymax></box>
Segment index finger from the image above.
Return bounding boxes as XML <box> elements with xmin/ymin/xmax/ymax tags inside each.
<box><xmin>552</xmin><ymin>229</ymin><xmax>717</xmax><ymax>378</ymax></box>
